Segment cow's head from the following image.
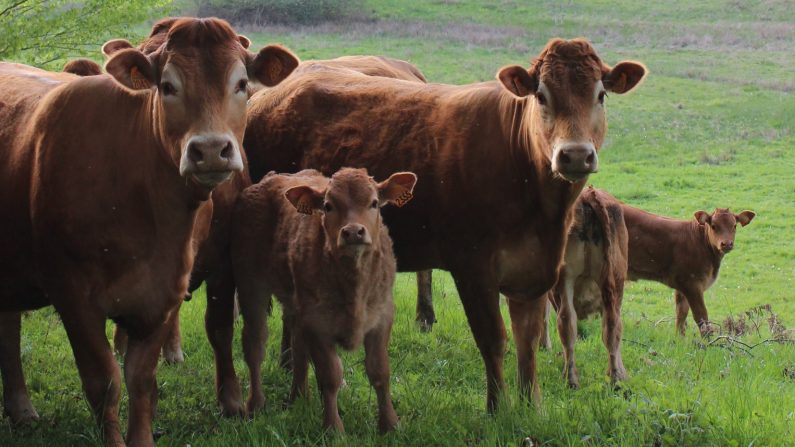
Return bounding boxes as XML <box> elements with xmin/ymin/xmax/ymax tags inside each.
<box><xmin>497</xmin><ymin>38</ymin><xmax>646</xmax><ymax>182</ymax></box>
<box><xmin>285</xmin><ymin>168</ymin><xmax>417</xmax><ymax>260</ymax></box>
<box><xmin>103</xmin><ymin>17</ymin><xmax>298</xmax><ymax>192</ymax></box>
<box><xmin>694</xmin><ymin>208</ymin><xmax>755</xmax><ymax>254</ymax></box>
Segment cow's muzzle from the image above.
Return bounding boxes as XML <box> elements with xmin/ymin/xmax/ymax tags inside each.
<box><xmin>552</xmin><ymin>142</ymin><xmax>598</xmax><ymax>182</ymax></box>
<box><xmin>180</xmin><ymin>134</ymin><xmax>244</xmax><ymax>187</ymax></box>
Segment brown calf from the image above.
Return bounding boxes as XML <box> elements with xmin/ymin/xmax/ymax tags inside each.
<box><xmin>240</xmin><ymin>38</ymin><xmax>646</xmax><ymax>409</ymax></box>
<box><xmin>624</xmin><ymin>205</ymin><xmax>755</xmax><ymax>335</ymax></box>
<box><xmin>62</xmin><ymin>58</ymin><xmax>102</xmax><ymax>76</ymax></box>
<box><xmin>231</xmin><ymin>168</ymin><xmax>416</xmax><ymax>432</ymax></box>
<box><xmin>0</xmin><ymin>18</ymin><xmax>297</xmax><ymax>446</ymax></box>
<box><xmin>543</xmin><ymin>187</ymin><xmax>628</xmax><ymax>388</ymax></box>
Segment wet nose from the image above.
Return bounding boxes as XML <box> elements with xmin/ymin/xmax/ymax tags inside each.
<box><xmin>340</xmin><ymin>224</ymin><xmax>368</xmax><ymax>245</ymax></box>
<box><xmin>554</xmin><ymin>142</ymin><xmax>598</xmax><ymax>180</ymax></box>
<box><xmin>180</xmin><ymin>134</ymin><xmax>244</xmax><ymax>179</ymax></box>
<box><xmin>721</xmin><ymin>241</ymin><xmax>734</xmax><ymax>251</ymax></box>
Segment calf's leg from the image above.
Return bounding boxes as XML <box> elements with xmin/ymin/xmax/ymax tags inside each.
<box><xmin>0</xmin><ymin>312</ymin><xmax>39</xmax><ymax>424</ymax></box>
<box><xmin>506</xmin><ymin>294</ymin><xmax>547</xmax><ymax>404</ymax></box>
<box><xmin>674</xmin><ymin>290</ymin><xmax>690</xmax><ymax>336</ymax></box>
<box><xmin>237</xmin><ymin>278</ymin><xmax>271</xmax><ymax>415</ymax></box>
<box><xmin>601</xmin><ymin>280</ymin><xmax>627</xmax><ymax>382</ymax></box>
<box><xmin>555</xmin><ymin>277</ymin><xmax>580</xmax><ymax>389</ymax></box>
<box><xmin>364</xmin><ymin>318</ymin><xmax>398</xmax><ymax>433</ymax></box>
<box><xmin>415</xmin><ymin>270</ymin><xmax>435</xmax><ymax>332</ymax></box>
<box><xmin>306</xmin><ymin>334</ymin><xmax>344</xmax><ymax>432</ymax></box>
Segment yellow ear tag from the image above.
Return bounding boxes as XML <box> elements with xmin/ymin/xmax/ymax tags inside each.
<box><xmin>295</xmin><ymin>199</ymin><xmax>314</xmax><ymax>215</ymax></box>
<box><xmin>130</xmin><ymin>66</ymin><xmax>151</xmax><ymax>90</ymax></box>
<box><xmin>394</xmin><ymin>189</ymin><xmax>414</xmax><ymax>207</ymax></box>
<box><xmin>268</xmin><ymin>59</ymin><xmax>283</xmax><ymax>82</ymax></box>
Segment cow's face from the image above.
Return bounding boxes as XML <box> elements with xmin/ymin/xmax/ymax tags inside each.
<box><xmin>497</xmin><ymin>38</ymin><xmax>646</xmax><ymax>182</ymax></box>
<box><xmin>695</xmin><ymin>208</ymin><xmax>755</xmax><ymax>254</ymax></box>
<box><xmin>285</xmin><ymin>168</ymin><xmax>417</xmax><ymax>259</ymax></box>
<box><xmin>103</xmin><ymin>18</ymin><xmax>298</xmax><ymax>192</ymax></box>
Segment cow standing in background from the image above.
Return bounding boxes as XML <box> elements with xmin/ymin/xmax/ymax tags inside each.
<box><xmin>623</xmin><ymin>205</ymin><xmax>755</xmax><ymax>335</ymax></box>
<box><xmin>231</xmin><ymin>168</ymin><xmax>415</xmax><ymax>431</ymax></box>
<box><xmin>0</xmin><ymin>17</ymin><xmax>298</xmax><ymax>446</ymax></box>
<box><xmin>238</xmin><ymin>38</ymin><xmax>646</xmax><ymax>410</ymax></box>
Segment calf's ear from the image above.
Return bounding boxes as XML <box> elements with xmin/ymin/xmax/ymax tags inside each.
<box><xmin>378</xmin><ymin>172</ymin><xmax>418</xmax><ymax>207</ymax></box>
<box><xmin>285</xmin><ymin>185</ymin><xmax>325</xmax><ymax>215</ymax></box>
<box><xmin>238</xmin><ymin>35</ymin><xmax>252</xmax><ymax>49</ymax></box>
<box><xmin>248</xmin><ymin>45</ymin><xmax>300</xmax><ymax>87</ymax></box>
<box><xmin>694</xmin><ymin>210</ymin><xmax>711</xmax><ymax>225</ymax></box>
<box><xmin>102</xmin><ymin>39</ymin><xmax>134</xmax><ymax>58</ymax></box>
<box><xmin>604</xmin><ymin>61</ymin><xmax>647</xmax><ymax>94</ymax></box>
<box><xmin>735</xmin><ymin>210</ymin><xmax>755</xmax><ymax>227</ymax></box>
<box><xmin>497</xmin><ymin>65</ymin><xmax>538</xmax><ymax>98</ymax></box>
<box><xmin>105</xmin><ymin>48</ymin><xmax>156</xmax><ymax>91</ymax></box>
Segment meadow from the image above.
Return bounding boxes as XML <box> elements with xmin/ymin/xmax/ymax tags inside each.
<box><xmin>1</xmin><ymin>1</ymin><xmax>794</xmax><ymax>445</ymax></box>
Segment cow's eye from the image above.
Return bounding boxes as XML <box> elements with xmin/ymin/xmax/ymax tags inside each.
<box><xmin>371</xmin><ymin>199</ymin><xmax>379</xmax><ymax>209</ymax></box>
<box><xmin>323</xmin><ymin>202</ymin><xmax>333</xmax><ymax>213</ymax></box>
<box><xmin>160</xmin><ymin>82</ymin><xmax>177</xmax><ymax>96</ymax></box>
<box><xmin>235</xmin><ymin>79</ymin><xmax>248</xmax><ymax>94</ymax></box>
<box><xmin>536</xmin><ymin>92</ymin><xmax>547</xmax><ymax>106</ymax></box>
<box><xmin>598</xmin><ymin>91</ymin><xmax>607</xmax><ymax>105</ymax></box>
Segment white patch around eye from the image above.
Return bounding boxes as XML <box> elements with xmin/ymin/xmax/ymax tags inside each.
<box><xmin>160</xmin><ymin>64</ymin><xmax>184</xmax><ymax>100</ymax></box>
<box><xmin>227</xmin><ymin>61</ymin><xmax>249</xmax><ymax>97</ymax></box>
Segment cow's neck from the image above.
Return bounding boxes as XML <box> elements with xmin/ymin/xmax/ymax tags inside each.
<box><xmin>693</xmin><ymin>222</ymin><xmax>724</xmax><ymax>275</ymax></box>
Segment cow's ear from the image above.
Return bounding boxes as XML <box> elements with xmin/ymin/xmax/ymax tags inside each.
<box><xmin>248</xmin><ymin>45</ymin><xmax>299</xmax><ymax>87</ymax></box>
<box><xmin>735</xmin><ymin>210</ymin><xmax>755</xmax><ymax>227</ymax></box>
<box><xmin>105</xmin><ymin>48</ymin><xmax>156</xmax><ymax>91</ymax></box>
<box><xmin>378</xmin><ymin>172</ymin><xmax>418</xmax><ymax>207</ymax></box>
<box><xmin>102</xmin><ymin>39</ymin><xmax>134</xmax><ymax>58</ymax></box>
<box><xmin>238</xmin><ymin>35</ymin><xmax>252</xmax><ymax>49</ymax></box>
<box><xmin>285</xmin><ymin>185</ymin><xmax>324</xmax><ymax>215</ymax></box>
<box><xmin>604</xmin><ymin>61</ymin><xmax>646</xmax><ymax>94</ymax></box>
<box><xmin>497</xmin><ymin>65</ymin><xmax>538</xmax><ymax>98</ymax></box>
<box><xmin>694</xmin><ymin>210</ymin><xmax>711</xmax><ymax>225</ymax></box>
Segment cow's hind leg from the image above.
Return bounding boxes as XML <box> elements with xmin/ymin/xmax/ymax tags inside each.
<box><xmin>161</xmin><ymin>306</ymin><xmax>184</xmax><ymax>364</ymax></box>
<box><xmin>674</xmin><ymin>290</ymin><xmax>690</xmax><ymax>336</ymax></box>
<box><xmin>0</xmin><ymin>312</ymin><xmax>39</xmax><ymax>424</ymax></box>
<box><xmin>506</xmin><ymin>294</ymin><xmax>547</xmax><ymax>404</ymax></box>
<box><xmin>415</xmin><ymin>270</ymin><xmax>436</xmax><ymax>332</ymax></box>
<box><xmin>602</xmin><ymin>280</ymin><xmax>627</xmax><ymax>383</ymax></box>
<box><xmin>364</xmin><ymin>318</ymin><xmax>398</xmax><ymax>433</ymax></box>
<box><xmin>451</xmin><ymin>270</ymin><xmax>506</xmax><ymax>413</ymax></box>
<box><xmin>279</xmin><ymin>312</ymin><xmax>293</xmax><ymax>371</ymax></box>
<box><xmin>205</xmin><ymin>266</ymin><xmax>244</xmax><ymax>417</ymax></box>
<box><xmin>540</xmin><ymin>298</ymin><xmax>553</xmax><ymax>351</ymax></box>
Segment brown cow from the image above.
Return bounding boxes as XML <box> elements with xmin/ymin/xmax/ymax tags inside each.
<box><xmin>543</xmin><ymin>187</ymin><xmax>628</xmax><ymax>388</ymax></box>
<box><xmin>237</xmin><ymin>38</ymin><xmax>646</xmax><ymax>410</ymax></box>
<box><xmin>0</xmin><ymin>17</ymin><xmax>298</xmax><ymax>446</ymax></box>
<box><xmin>62</xmin><ymin>58</ymin><xmax>103</xmax><ymax>76</ymax></box>
<box><xmin>231</xmin><ymin>168</ymin><xmax>415</xmax><ymax>432</ymax></box>
<box><xmin>623</xmin><ymin>205</ymin><xmax>755</xmax><ymax>335</ymax></box>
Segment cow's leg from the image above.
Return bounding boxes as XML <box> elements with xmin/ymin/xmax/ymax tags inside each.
<box><xmin>685</xmin><ymin>289</ymin><xmax>711</xmax><ymax>336</ymax></box>
<box><xmin>363</xmin><ymin>318</ymin><xmax>398</xmax><ymax>433</ymax></box>
<box><xmin>450</xmin><ymin>271</ymin><xmax>505</xmax><ymax>413</ymax></box>
<box><xmin>0</xmin><ymin>312</ymin><xmax>38</xmax><ymax>424</ymax></box>
<box><xmin>306</xmin><ymin>333</ymin><xmax>344</xmax><ymax>432</ymax></box>
<box><xmin>602</xmin><ymin>280</ymin><xmax>627</xmax><ymax>382</ymax></box>
<box><xmin>555</xmin><ymin>276</ymin><xmax>579</xmax><ymax>388</ymax></box>
<box><xmin>415</xmin><ymin>270</ymin><xmax>435</xmax><ymax>332</ymax></box>
<box><xmin>539</xmin><ymin>298</ymin><xmax>552</xmax><ymax>351</ymax></box>
<box><xmin>288</xmin><ymin>320</ymin><xmax>309</xmax><ymax>402</ymax></box>
<box><xmin>237</xmin><ymin>278</ymin><xmax>271</xmax><ymax>415</ymax></box>
<box><xmin>57</xmin><ymin>306</ymin><xmax>124</xmax><ymax>446</ymax></box>
<box><xmin>506</xmin><ymin>295</ymin><xmax>547</xmax><ymax>404</ymax></box>
<box><xmin>123</xmin><ymin>312</ymin><xmax>174</xmax><ymax>447</ymax></box>
<box><xmin>204</xmin><ymin>267</ymin><xmax>244</xmax><ymax>417</ymax></box>
<box><xmin>161</xmin><ymin>304</ymin><xmax>184</xmax><ymax>364</ymax></box>
<box><xmin>279</xmin><ymin>312</ymin><xmax>293</xmax><ymax>371</ymax></box>
<box><xmin>113</xmin><ymin>325</ymin><xmax>129</xmax><ymax>358</ymax></box>
<box><xmin>674</xmin><ymin>290</ymin><xmax>690</xmax><ymax>336</ymax></box>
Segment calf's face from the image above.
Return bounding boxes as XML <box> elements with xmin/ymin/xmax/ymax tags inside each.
<box><xmin>103</xmin><ymin>18</ymin><xmax>298</xmax><ymax>192</ymax></box>
<box><xmin>498</xmin><ymin>38</ymin><xmax>646</xmax><ymax>182</ymax></box>
<box><xmin>285</xmin><ymin>168</ymin><xmax>417</xmax><ymax>259</ymax></box>
<box><xmin>694</xmin><ymin>208</ymin><xmax>755</xmax><ymax>254</ymax></box>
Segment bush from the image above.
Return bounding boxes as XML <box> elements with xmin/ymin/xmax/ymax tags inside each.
<box><xmin>195</xmin><ymin>0</ymin><xmax>364</xmax><ymax>25</ymax></box>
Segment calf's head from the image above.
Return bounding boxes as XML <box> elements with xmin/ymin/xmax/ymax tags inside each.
<box><xmin>103</xmin><ymin>17</ymin><xmax>298</xmax><ymax>191</ymax></box>
<box><xmin>285</xmin><ymin>168</ymin><xmax>417</xmax><ymax>259</ymax></box>
<box><xmin>498</xmin><ymin>38</ymin><xmax>646</xmax><ymax>182</ymax></box>
<box><xmin>694</xmin><ymin>208</ymin><xmax>755</xmax><ymax>254</ymax></box>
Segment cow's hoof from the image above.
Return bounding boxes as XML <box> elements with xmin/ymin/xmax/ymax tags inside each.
<box><xmin>4</xmin><ymin>397</ymin><xmax>39</xmax><ymax>425</ymax></box>
<box><xmin>246</xmin><ymin>395</ymin><xmax>265</xmax><ymax>417</ymax></box>
<box><xmin>162</xmin><ymin>348</ymin><xmax>184</xmax><ymax>365</ymax></box>
<box><xmin>416</xmin><ymin>318</ymin><xmax>434</xmax><ymax>333</ymax></box>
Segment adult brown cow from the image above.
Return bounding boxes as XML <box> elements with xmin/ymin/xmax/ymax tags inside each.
<box><xmin>623</xmin><ymin>205</ymin><xmax>755</xmax><ymax>335</ymax></box>
<box><xmin>239</xmin><ymin>38</ymin><xmax>646</xmax><ymax>410</ymax></box>
<box><xmin>0</xmin><ymin>17</ymin><xmax>298</xmax><ymax>446</ymax></box>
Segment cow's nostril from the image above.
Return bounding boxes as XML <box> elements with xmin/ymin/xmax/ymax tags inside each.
<box><xmin>357</xmin><ymin>227</ymin><xmax>365</xmax><ymax>237</ymax></box>
<box><xmin>586</xmin><ymin>152</ymin><xmax>595</xmax><ymax>164</ymax></box>
<box><xmin>220</xmin><ymin>141</ymin><xmax>233</xmax><ymax>159</ymax></box>
<box><xmin>188</xmin><ymin>144</ymin><xmax>203</xmax><ymax>163</ymax></box>
<box><xmin>559</xmin><ymin>152</ymin><xmax>571</xmax><ymax>164</ymax></box>
<box><xmin>341</xmin><ymin>229</ymin><xmax>350</xmax><ymax>239</ymax></box>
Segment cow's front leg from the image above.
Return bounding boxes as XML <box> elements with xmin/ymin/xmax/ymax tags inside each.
<box><xmin>505</xmin><ymin>294</ymin><xmax>547</xmax><ymax>405</ymax></box>
<box><xmin>415</xmin><ymin>270</ymin><xmax>436</xmax><ymax>332</ymax></box>
<box><xmin>363</xmin><ymin>317</ymin><xmax>398</xmax><ymax>433</ymax></box>
<box><xmin>450</xmin><ymin>269</ymin><xmax>506</xmax><ymax>413</ymax></box>
<box><xmin>306</xmin><ymin>333</ymin><xmax>344</xmax><ymax>432</ymax></box>
<box><xmin>0</xmin><ymin>312</ymin><xmax>39</xmax><ymax>424</ymax></box>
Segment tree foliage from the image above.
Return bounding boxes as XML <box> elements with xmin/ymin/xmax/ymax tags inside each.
<box><xmin>0</xmin><ymin>0</ymin><xmax>172</xmax><ymax>69</ymax></box>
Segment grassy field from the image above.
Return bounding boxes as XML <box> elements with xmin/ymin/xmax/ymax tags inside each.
<box><xmin>2</xmin><ymin>1</ymin><xmax>795</xmax><ymax>445</ymax></box>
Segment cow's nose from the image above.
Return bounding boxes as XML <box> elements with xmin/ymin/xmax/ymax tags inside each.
<box><xmin>180</xmin><ymin>134</ymin><xmax>244</xmax><ymax>182</ymax></box>
<box><xmin>340</xmin><ymin>224</ymin><xmax>369</xmax><ymax>245</ymax></box>
<box><xmin>554</xmin><ymin>142</ymin><xmax>598</xmax><ymax>181</ymax></box>
<box><xmin>721</xmin><ymin>241</ymin><xmax>734</xmax><ymax>251</ymax></box>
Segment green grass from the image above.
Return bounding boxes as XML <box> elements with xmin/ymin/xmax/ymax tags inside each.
<box><xmin>2</xmin><ymin>1</ymin><xmax>795</xmax><ymax>445</ymax></box>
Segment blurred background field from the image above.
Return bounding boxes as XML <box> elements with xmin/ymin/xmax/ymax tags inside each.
<box><xmin>1</xmin><ymin>1</ymin><xmax>793</xmax><ymax>445</ymax></box>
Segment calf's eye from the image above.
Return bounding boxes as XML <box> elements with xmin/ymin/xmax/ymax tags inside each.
<box><xmin>598</xmin><ymin>91</ymin><xmax>607</xmax><ymax>105</ymax></box>
<box><xmin>371</xmin><ymin>199</ymin><xmax>379</xmax><ymax>209</ymax></box>
<box><xmin>235</xmin><ymin>79</ymin><xmax>248</xmax><ymax>94</ymax></box>
<box><xmin>160</xmin><ymin>81</ymin><xmax>177</xmax><ymax>96</ymax></box>
<box><xmin>323</xmin><ymin>202</ymin><xmax>333</xmax><ymax>213</ymax></box>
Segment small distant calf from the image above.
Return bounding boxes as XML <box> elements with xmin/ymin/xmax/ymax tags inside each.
<box><xmin>543</xmin><ymin>187</ymin><xmax>628</xmax><ymax>388</ymax></box>
<box><xmin>231</xmin><ymin>167</ymin><xmax>417</xmax><ymax>433</ymax></box>
<box><xmin>623</xmin><ymin>204</ymin><xmax>755</xmax><ymax>335</ymax></box>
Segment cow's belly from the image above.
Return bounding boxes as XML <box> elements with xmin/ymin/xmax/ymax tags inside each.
<box><xmin>497</xmin><ymin>233</ymin><xmax>559</xmax><ymax>297</ymax></box>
